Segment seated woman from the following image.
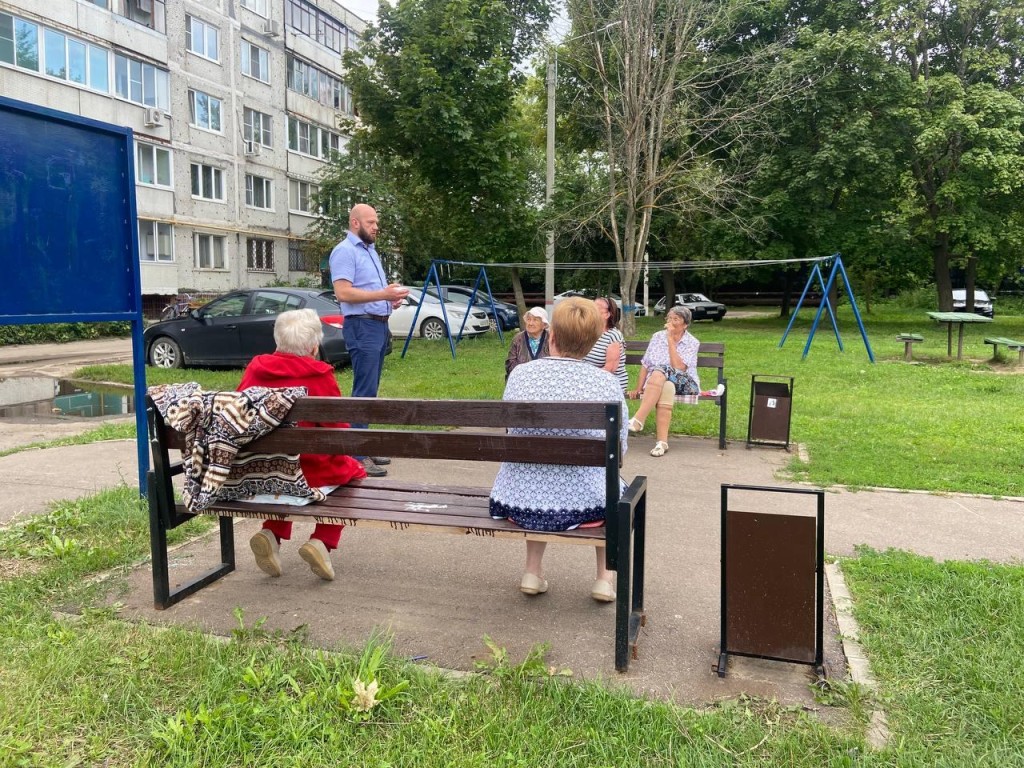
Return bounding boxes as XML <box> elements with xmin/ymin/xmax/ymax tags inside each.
<box><xmin>238</xmin><ymin>308</ymin><xmax>366</xmax><ymax>581</ymax></box>
<box><xmin>627</xmin><ymin>305</ymin><xmax>701</xmax><ymax>457</ymax></box>
<box><xmin>583</xmin><ymin>296</ymin><xmax>628</xmax><ymax>392</ymax></box>
<box><xmin>504</xmin><ymin>306</ymin><xmax>550</xmax><ymax>379</ymax></box>
<box><xmin>490</xmin><ymin>297</ymin><xmax>628</xmax><ymax>603</ymax></box>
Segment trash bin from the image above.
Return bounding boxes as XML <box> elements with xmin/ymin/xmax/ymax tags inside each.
<box><xmin>747</xmin><ymin>375</ymin><xmax>794</xmax><ymax>449</ymax></box>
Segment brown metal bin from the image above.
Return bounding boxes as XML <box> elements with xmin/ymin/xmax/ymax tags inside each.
<box><xmin>746</xmin><ymin>375</ymin><xmax>794</xmax><ymax>448</ymax></box>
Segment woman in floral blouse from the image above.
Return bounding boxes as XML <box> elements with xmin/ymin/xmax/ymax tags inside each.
<box><xmin>489</xmin><ymin>297</ymin><xmax>628</xmax><ymax>603</ymax></box>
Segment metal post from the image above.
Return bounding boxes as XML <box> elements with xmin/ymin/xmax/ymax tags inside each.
<box><xmin>545</xmin><ymin>55</ymin><xmax>556</xmax><ymax>315</ymax></box>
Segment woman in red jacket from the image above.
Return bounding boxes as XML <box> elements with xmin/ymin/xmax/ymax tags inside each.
<box><xmin>239</xmin><ymin>308</ymin><xmax>366</xmax><ymax>581</ymax></box>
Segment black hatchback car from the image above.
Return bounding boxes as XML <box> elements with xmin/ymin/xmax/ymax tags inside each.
<box><xmin>144</xmin><ymin>288</ymin><xmax>353</xmax><ymax>369</ymax></box>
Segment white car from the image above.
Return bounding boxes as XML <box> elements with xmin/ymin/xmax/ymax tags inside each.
<box><xmin>553</xmin><ymin>290</ymin><xmax>647</xmax><ymax>316</ymax></box>
<box><xmin>389</xmin><ymin>292</ymin><xmax>491</xmax><ymax>340</ymax></box>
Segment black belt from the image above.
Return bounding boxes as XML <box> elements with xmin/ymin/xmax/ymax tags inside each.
<box><xmin>345</xmin><ymin>313</ymin><xmax>390</xmax><ymax>323</ymax></box>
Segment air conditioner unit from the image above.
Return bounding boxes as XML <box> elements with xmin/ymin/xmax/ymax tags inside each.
<box><xmin>243</xmin><ymin>140</ymin><xmax>261</xmax><ymax>156</ymax></box>
<box><xmin>263</xmin><ymin>19</ymin><xmax>280</xmax><ymax>37</ymax></box>
<box><xmin>143</xmin><ymin>107</ymin><xmax>164</xmax><ymax>127</ymax></box>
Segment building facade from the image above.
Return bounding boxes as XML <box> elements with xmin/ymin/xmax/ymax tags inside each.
<box><xmin>0</xmin><ymin>0</ymin><xmax>363</xmax><ymax>309</ymax></box>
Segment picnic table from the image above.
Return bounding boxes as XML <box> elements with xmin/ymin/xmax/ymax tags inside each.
<box><xmin>926</xmin><ymin>312</ymin><xmax>993</xmax><ymax>359</ymax></box>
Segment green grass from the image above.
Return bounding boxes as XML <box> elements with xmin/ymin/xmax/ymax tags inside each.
<box><xmin>0</xmin><ymin>420</ymin><xmax>137</xmax><ymax>458</ymax></box>
<box><xmin>2</xmin><ymin>489</ymin><xmax>1022</xmax><ymax>764</ymax></box>
<box><xmin>77</xmin><ymin>302</ymin><xmax>1024</xmax><ymax>496</ymax></box>
<box><xmin>841</xmin><ymin>549</ymin><xmax>1024</xmax><ymax>766</ymax></box>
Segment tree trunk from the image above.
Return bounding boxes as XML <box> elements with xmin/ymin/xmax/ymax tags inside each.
<box><xmin>510</xmin><ymin>267</ymin><xmax>527</xmax><ymax>319</ymax></box>
<box><xmin>934</xmin><ymin>234</ymin><xmax>953</xmax><ymax>311</ymax></box>
<box><xmin>663</xmin><ymin>269</ymin><xmax>676</xmax><ymax>304</ymax></box>
<box><xmin>780</xmin><ymin>270</ymin><xmax>793</xmax><ymax>318</ymax></box>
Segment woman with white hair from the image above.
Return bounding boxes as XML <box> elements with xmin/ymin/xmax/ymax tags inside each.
<box><xmin>504</xmin><ymin>306</ymin><xmax>551</xmax><ymax>379</ymax></box>
<box><xmin>238</xmin><ymin>308</ymin><xmax>366</xmax><ymax>581</ymax></box>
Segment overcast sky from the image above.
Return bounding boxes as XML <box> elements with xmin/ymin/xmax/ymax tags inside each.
<box><xmin>344</xmin><ymin>0</ymin><xmax>379</xmax><ymax>22</ymax></box>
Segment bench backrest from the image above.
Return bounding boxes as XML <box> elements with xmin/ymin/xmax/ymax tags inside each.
<box><xmin>624</xmin><ymin>340</ymin><xmax>725</xmax><ymax>386</ymax></box>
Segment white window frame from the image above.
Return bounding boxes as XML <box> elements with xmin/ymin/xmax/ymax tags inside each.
<box><xmin>288</xmin><ymin>178</ymin><xmax>318</xmax><ymax>214</ymax></box>
<box><xmin>194</xmin><ymin>232</ymin><xmax>227</xmax><ymax>270</ymax></box>
<box><xmin>185</xmin><ymin>15</ymin><xmax>219</xmax><ymax>62</ymax></box>
<box><xmin>136</xmin><ymin>142</ymin><xmax>172</xmax><ymax>188</ymax></box>
<box><xmin>114</xmin><ymin>53</ymin><xmax>170</xmax><ymax>111</ymax></box>
<box><xmin>188</xmin><ymin>88</ymin><xmax>222</xmax><ymax>132</ymax></box>
<box><xmin>138</xmin><ymin>219</ymin><xmax>174</xmax><ymax>262</ymax></box>
<box><xmin>240</xmin><ymin>0</ymin><xmax>269</xmax><ymax>16</ymax></box>
<box><xmin>245</xmin><ymin>174</ymin><xmax>274</xmax><ymax>210</ymax></box>
<box><xmin>246</xmin><ymin>238</ymin><xmax>275</xmax><ymax>272</ymax></box>
<box><xmin>190</xmin><ymin>162</ymin><xmax>225</xmax><ymax>202</ymax></box>
<box><xmin>243</xmin><ymin>107</ymin><xmax>273</xmax><ymax>146</ymax></box>
<box><xmin>241</xmin><ymin>40</ymin><xmax>270</xmax><ymax>83</ymax></box>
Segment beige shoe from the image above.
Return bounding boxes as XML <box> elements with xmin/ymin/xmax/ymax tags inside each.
<box><xmin>298</xmin><ymin>538</ymin><xmax>335</xmax><ymax>581</ymax></box>
<box><xmin>520</xmin><ymin>572</ymin><xmax>549</xmax><ymax>595</ymax></box>
<box><xmin>249</xmin><ymin>529</ymin><xmax>282</xmax><ymax>577</ymax></box>
<box><xmin>591</xmin><ymin>579</ymin><xmax>616</xmax><ymax>603</ymax></box>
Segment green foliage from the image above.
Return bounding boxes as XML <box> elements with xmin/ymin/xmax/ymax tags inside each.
<box><xmin>0</xmin><ymin>321</ymin><xmax>131</xmax><ymax>346</ymax></box>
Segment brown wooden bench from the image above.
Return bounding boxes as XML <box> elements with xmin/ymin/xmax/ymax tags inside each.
<box><xmin>146</xmin><ymin>395</ymin><xmax>648</xmax><ymax>672</ymax></box>
<box><xmin>624</xmin><ymin>340</ymin><xmax>728</xmax><ymax>449</ymax></box>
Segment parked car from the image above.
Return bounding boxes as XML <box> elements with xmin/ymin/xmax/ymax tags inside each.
<box><xmin>145</xmin><ymin>288</ymin><xmax>359</xmax><ymax>369</ymax></box>
<box><xmin>426</xmin><ymin>285</ymin><xmax>520</xmax><ymax>331</ymax></box>
<box><xmin>553</xmin><ymin>290</ymin><xmax>647</xmax><ymax>316</ymax></box>
<box><xmin>391</xmin><ymin>291</ymin><xmax>491</xmax><ymax>340</ymax></box>
<box><xmin>951</xmin><ymin>289</ymin><xmax>994</xmax><ymax>318</ymax></box>
<box><xmin>653</xmin><ymin>293</ymin><xmax>727</xmax><ymax>322</ymax></box>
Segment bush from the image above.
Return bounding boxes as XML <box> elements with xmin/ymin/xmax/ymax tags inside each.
<box><xmin>0</xmin><ymin>322</ymin><xmax>132</xmax><ymax>346</ymax></box>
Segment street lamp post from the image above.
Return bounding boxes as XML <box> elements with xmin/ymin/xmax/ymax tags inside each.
<box><xmin>544</xmin><ymin>21</ymin><xmax>621</xmax><ymax>314</ymax></box>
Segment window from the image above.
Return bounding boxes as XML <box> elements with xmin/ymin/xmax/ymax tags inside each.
<box><xmin>243</xmin><ymin>107</ymin><xmax>273</xmax><ymax>146</ymax></box>
<box><xmin>138</xmin><ymin>219</ymin><xmax>173</xmax><ymax>262</ymax></box>
<box><xmin>185</xmin><ymin>16</ymin><xmax>218</xmax><ymax>61</ymax></box>
<box><xmin>115</xmin><ymin>53</ymin><xmax>169</xmax><ymax>109</ymax></box>
<box><xmin>137</xmin><ymin>143</ymin><xmax>172</xmax><ymax>187</ymax></box>
<box><xmin>119</xmin><ymin>0</ymin><xmax>166</xmax><ymax>34</ymax></box>
<box><xmin>241</xmin><ymin>41</ymin><xmax>269</xmax><ymax>83</ymax></box>
<box><xmin>287</xmin><ymin>116</ymin><xmax>341</xmax><ymax>160</ymax></box>
<box><xmin>203</xmin><ymin>293</ymin><xmax>247</xmax><ymax>317</ymax></box>
<box><xmin>289</xmin><ymin>179</ymin><xmax>318</xmax><ymax>213</ymax></box>
<box><xmin>245</xmin><ymin>174</ymin><xmax>273</xmax><ymax>209</ymax></box>
<box><xmin>288</xmin><ymin>242</ymin><xmax>307</xmax><ymax>271</ymax></box>
<box><xmin>247</xmin><ymin>240</ymin><xmax>275</xmax><ymax>272</ymax></box>
<box><xmin>188</xmin><ymin>89</ymin><xmax>222</xmax><ymax>132</ymax></box>
<box><xmin>240</xmin><ymin>0</ymin><xmax>268</xmax><ymax>15</ymax></box>
<box><xmin>287</xmin><ymin>55</ymin><xmax>352</xmax><ymax>113</ymax></box>
<box><xmin>286</xmin><ymin>0</ymin><xmax>348</xmax><ymax>54</ymax></box>
<box><xmin>190</xmin><ymin>163</ymin><xmax>224</xmax><ymax>201</ymax></box>
<box><xmin>252</xmin><ymin>290</ymin><xmax>304</xmax><ymax>313</ymax></box>
<box><xmin>194</xmin><ymin>233</ymin><xmax>226</xmax><ymax>269</ymax></box>
<box><xmin>0</xmin><ymin>15</ymin><xmax>39</xmax><ymax>71</ymax></box>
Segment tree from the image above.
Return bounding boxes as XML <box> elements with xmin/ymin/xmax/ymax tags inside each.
<box><xmin>875</xmin><ymin>0</ymin><xmax>1024</xmax><ymax>309</ymax></box>
<box><xmin>339</xmin><ymin>0</ymin><xmax>552</xmax><ymax>271</ymax></box>
<box><xmin>561</xmin><ymin>0</ymin><xmax>795</xmax><ymax>334</ymax></box>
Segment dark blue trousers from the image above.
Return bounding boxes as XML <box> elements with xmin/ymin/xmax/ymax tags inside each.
<box><xmin>343</xmin><ymin>315</ymin><xmax>389</xmax><ymax>432</ymax></box>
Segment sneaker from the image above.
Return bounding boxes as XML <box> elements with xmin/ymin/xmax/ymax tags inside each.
<box><xmin>591</xmin><ymin>579</ymin><xmax>616</xmax><ymax>603</ymax></box>
<box><xmin>298</xmin><ymin>538</ymin><xmax>335</xmax><ymax>581</ymax></box>
<box><xmin>520</xmin><ymin>573</ymin><xmax>549</xmax><ymax>595</ymax></box>
<box><xmin>249</xmin><ymin>529</ymin><xmax>282</xmax><ymax>577</ymax></box>
<box><xmin>370</xmin><ymin>456</ymin><xmax>391</xmax><ymax>465</ymax></box>
<box><xmin>360</xmin><ymin>457</ymin><xmax>388</xmax><ymax>477</ymax></box>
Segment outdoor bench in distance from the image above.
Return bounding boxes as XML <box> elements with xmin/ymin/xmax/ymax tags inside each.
<box><xmin>146</xmin><ymin>395</ymin><xmax>649</xmax><ymax>672</ymax></box>
<box><xmin>624</xmin><ymin>340</ymin><xmax>728</xmax><ymax>449</ymax></box>
<box><xmin>983</xmin><ymin>336</ymin><xmax>1024</xmax><ymax>364</ymax></box>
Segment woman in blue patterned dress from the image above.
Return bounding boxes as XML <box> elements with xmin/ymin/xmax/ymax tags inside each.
<box><xmin>489</xmin><ymin>297</ymin><xmax>628</xmax><ymax>603</ymax></box>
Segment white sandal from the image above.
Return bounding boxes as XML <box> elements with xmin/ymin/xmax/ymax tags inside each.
<box><xmin>628</xmin><ymin>417</ymin><xmax>644</xmax><ymax>432</ymax></box>
<box><xmin>650</xmin><ymin>441</ymin><xmax>669</xmax><ymax>457</ymax></box>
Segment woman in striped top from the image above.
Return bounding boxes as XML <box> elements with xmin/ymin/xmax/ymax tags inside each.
<box><xmin>584</xmin><ymin>296</ymin><xmax>628</xmax><ymax>392</ymax></box>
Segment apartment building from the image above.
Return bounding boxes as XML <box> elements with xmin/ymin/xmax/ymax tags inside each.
<box><xmin>0</xmin><ymin>0</ymin><xmax>364</xmax><ymax>310</ymax></box>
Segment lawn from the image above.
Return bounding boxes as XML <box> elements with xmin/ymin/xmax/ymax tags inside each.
<box><xmin>3</xmin><ymin>300</ymin><xmax>1023</xmax><ymax>764</ymax></box>
<box><xmin>77</xmin><ymin>301</ymin><xmax>1024</xmax><ymax>496</ymax></box>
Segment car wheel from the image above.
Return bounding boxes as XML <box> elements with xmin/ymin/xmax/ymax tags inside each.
<box><xmin>712</xmin><ymin>316</ymin><xmax>723</xmax><ymax>322</ymax></box>
<box><xmin>420</xmin><ymin>317</ymin><xmax>447</xmax><ymax>340</ymax></box>
<box><xmin>149</xmin><ymin>337</ymin><xmax>183</xmax><ymax>368</ymax></box>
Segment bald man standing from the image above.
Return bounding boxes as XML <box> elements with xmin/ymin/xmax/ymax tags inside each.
<box><xmin>330</xmin><ymin>204</ymin><xmax>408</xmax><ymax>477</ymax></box>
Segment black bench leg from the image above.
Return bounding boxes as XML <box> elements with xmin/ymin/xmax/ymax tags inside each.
<box><xmin>718</xmin><ymin>383</ymin><xmax>728</xmax><ymax>450</ymax></box>
<box><xmin>630</xmin><ymin>485</ymin><xmax>647</xmax><ymax>636</ymax></box>
<box><xmin>614</xmin><ymin>506</ymin><xmax>632</xmax><ymax>673</ymax></box>
<box><xmin>148</xmin><ymin>472</ymin><xmax>172</xmax><ymax>610</ymax></box>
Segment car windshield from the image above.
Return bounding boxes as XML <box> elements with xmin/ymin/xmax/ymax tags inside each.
<box><xmin>951</xmin><ymin>290</ymin><xmax>990</xmax><ymax>302</ymax></box>
<box><xmin>680</xmin><ymin>293</ymin><xmax>710</xmax><ymax>303</ymax></box>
